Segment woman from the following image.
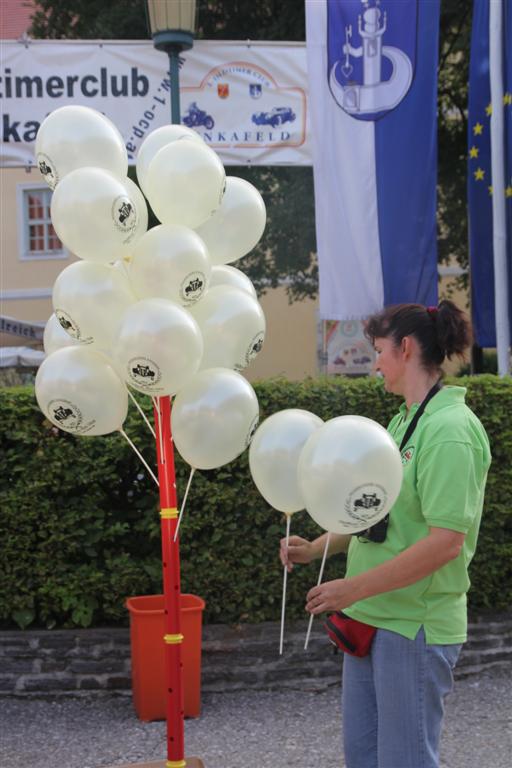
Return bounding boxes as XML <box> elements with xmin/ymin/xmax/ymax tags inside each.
<box><xmin>281</xmin><ymin>301</ymin><xmax>491</xmax><ymax>768</ymax></box>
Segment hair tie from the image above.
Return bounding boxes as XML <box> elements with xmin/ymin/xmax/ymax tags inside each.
<box><xmin>427</xmin><ymin>306</ymin><xmax>438</xmax><ymax>318</ymax></box>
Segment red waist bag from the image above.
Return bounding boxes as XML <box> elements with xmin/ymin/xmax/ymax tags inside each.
<box><xmin>324</xmin><ymin>611</ymin><xmax>377</xmax><ymax>657</ymax></box>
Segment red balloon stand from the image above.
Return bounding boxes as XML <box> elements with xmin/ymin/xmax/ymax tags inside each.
<box><xmin>111</xmin><ymin>396</ymin><xmax>204</xmax><ymax>768</ymax></box>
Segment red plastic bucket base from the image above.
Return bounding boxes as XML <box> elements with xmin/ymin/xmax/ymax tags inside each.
<box><xmin>105</xmin><ymin>759</ymin><xmax>204</xmax><ymax>767</ymax></box>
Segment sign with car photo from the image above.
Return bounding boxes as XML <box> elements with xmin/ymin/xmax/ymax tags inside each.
<box><xmin>324</xmin><ymin>320</ymin><xmax>375</xmax><ymax>376</ymax></box>
<box><xmin>1</xmin><ymin>40</ymin><xmax>310</xmax><ymax>167</ymax></box>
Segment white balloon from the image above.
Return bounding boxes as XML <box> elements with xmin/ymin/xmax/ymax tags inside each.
<box><xmin>43</xmin><ymin>313</ymin><xmax>79</xmax><ymax>356</ymax></box>
<box><xmin>190</xmin><ymin>285</ymin><xmax>265</xmax><ymax>371</ymax></box>
<box><xmin>298</xmin><ymin>416</ymin><xmax>403</xmax><ymax>535</ymax></box>
<box><xmin>35</xmin><ymin>346</ymin><xmax>128</xmax><ymax>436</ymax></box>
<box><xmin>249</xmin><ymin>409</ymin><xmax>324</xmax><ymax>514</ymax></box>
<box><xmin>50</xmin><ymin>167</ymin><xmax>148</xmax><ymax>264</ymax></box>
<box><xmin>136</xmin><ymin>125</ymin><xmax>203</xmax><ymax>195</ymax></box>
<box><xmin>145</xmin><ymin>140</ymin><xmax>226</xmax><ymax>228</ymax></box>
<box><xmin>52</xmin><ymin>260</ymin><xmax>137</xmax><ymax>350</ymax></box>
<box><xmin>129</xmin><ymin>224</ymin><xmax>211</xmax><ymax>307</ymax></box>
<box><xmin>209</xmin><ymin>265</ymin><xmax>257</xmax><ymax>298</ymax></box>
<box><xmin>172</xmin><ymin>368</ymin><xmax>259</xmax><ymax>470</ymax></box>
<box><xmin>195</xmin><ymin>177</ymin><xmax>266</xmax><ymax>265</ymax></box>
<box><xmin>35</xmin><ymin>106</ymin><xmax>127</xmax><ymax>190</ymax></box>
<box><xmin>112</xmin><ymin>298</ymin><xmax>203</xmax><ymax>396</ymax></box>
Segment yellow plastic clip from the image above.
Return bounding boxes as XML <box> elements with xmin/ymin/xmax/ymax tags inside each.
<box><xmin>164</xmin><ymin>633</ymin><xmax>184</xmax><ymax>645</ymax></box>
<box><xmin>166</xmin><ymin>761</ymin><xmax>187</xmax><ymax>768</ymax></box>
<box><xmin>160</xmin><ymin>507</ymin><xmax>178</xmax><ymax>519</ymax></box>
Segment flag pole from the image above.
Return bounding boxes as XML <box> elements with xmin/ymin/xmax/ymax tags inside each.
<box><xmin>489</xmin><ymin>0</ymin><xmax>510</xmax><ymax>376</ymax></box>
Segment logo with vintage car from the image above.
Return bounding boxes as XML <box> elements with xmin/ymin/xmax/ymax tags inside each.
<box><xmin>54</xmin><ymin>309</ymin><xmax>91</xmax><ymax>343</ymax></box>
<box><xmin>252</xmin><ymin>106</ymin><xmax>296</xmax><ymax>128</ymax></box>
<box><xmin>345</xmin><ymin>484</ymin><xmax>387</xmax><ymax>522</ymax></box>
<box><xmin>112</xmin><ymin>196</ymin><xmax>137</xmax><ymax>239</ymax></box>
<box><xmin>48</xmin><ymin>398</ymin><xmax>94</xmax><ymax>434</ymax></box>
<box><xmin>128</xmin><ymin>357</ymin><xmax>162</xmax><ymax>389</ymax></box>
<box><xmin>181</xmin><ymin>271</ymin><xmax>206</xmax><ymax>304</ymax></box>
<box><xmin>36</xmin><ymin>153</ymin><xmax>58</xmax><ymax>189</ymax></box>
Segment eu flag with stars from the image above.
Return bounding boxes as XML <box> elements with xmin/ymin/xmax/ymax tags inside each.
<box><xmin>468</xmin><ymin>0</ymin><xmax>512</xmax><ymax>348</ymax></box>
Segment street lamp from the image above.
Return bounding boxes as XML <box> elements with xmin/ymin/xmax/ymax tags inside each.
<box><xmin>147</xmin><ymin>0</ymin><xmax>197</xmax><ymax>124</ymax></box>
<box><xmin>138</xmin><ymin>4</ymin><xmax>203</xmax><ymax>768</ymax></box>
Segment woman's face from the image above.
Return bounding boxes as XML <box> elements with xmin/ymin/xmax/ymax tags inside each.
<box><xmin>373</xmin><ymin>336</ymin><xmax>405</xmax><ymax>395</ymax></box>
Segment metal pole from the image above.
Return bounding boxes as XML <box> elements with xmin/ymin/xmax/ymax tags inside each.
<box><xmin>156</xmin><ymin>40</ymin><xmax>189</xmax><ymax>768</ymax></box>
<box><xmin>169</xmin><ymin>48</ymin><xmax>181</xmax><ymax>125</ymax></box>
<box><xmin>489</xmin><ymin>0</ymin><xmax>510</xmax><ymax>376</ymax></box>
<box><xmin>154</xmin><ymin>396</ymin><xmax>185</xmax><ymax>768</ymax></box>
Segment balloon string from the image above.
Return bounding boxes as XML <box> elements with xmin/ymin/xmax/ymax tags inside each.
<box><xmin>173</xmin><ymin>467</ymin><xmax>196</xmax><ymax>543</ymax></box>
<box><xmin>128</xmin><ymin>390</ymin><xmax>156</xmax><ymax>438</ymax></box>
<box><xmin>304</xmin><ymin>532</ymin><xmax>331</xmax><ymax>651</ymax></box>
<box><xmin>119</xmin><ymin>429</ymin><xmax>159</xmax><ymax>488</ymax></box>
<box><xmin>153</xmin><ymin>396</ymin><xmax>164</xmax><ymax>464</ymax></box>
<box><xmin>279</xmin><ymin>514</ymin><xmax>292</xmax><ymax>656</ymax></box>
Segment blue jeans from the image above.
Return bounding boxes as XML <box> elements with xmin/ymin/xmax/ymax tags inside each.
<box><xmin>342</xmin><ymin>627</ymin><xmax>462</xmax><ymax>768</ymax></box>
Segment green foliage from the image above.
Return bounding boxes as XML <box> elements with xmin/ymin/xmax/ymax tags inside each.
<box><xmin>1</xmin><ymin>376</ymin><xmax>510</xmax><ymax>630</ymax></box>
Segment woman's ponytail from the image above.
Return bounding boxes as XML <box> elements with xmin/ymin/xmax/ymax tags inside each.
<box><xmin>435</xmin><ymin>300</ymin><xmax>472</xmax><ymax>359</ymax></box>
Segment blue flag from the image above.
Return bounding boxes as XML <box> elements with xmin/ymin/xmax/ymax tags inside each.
<box><xmin>306</xmin><ymin>0</ymin><xmax>439</xmax><ymax>321</ymax></box>
<box><xmin>468</xmin><ymin>0</ymin><xmax>512</xmax><ymax>348</ymax></box>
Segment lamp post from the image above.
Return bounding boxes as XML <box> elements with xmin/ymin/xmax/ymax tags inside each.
<box><xmin>147</xmin><ymin>0</ymin><xmax>197</xmax><ymax>125</ymax></box>
<box><xmin>115</xmin><ymin>4</ymin><xmax>203</xmax><ymax>768</ymax></box>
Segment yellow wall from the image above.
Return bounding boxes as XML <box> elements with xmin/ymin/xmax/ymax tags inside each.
<box><xmin>1</xmin><ymin>166</ymin><xmax>76</xmax><ymax>344</ymax></box>
<box><xmin>1</xmin><ymin>165</ymin><xmax>470</xmax><ymax>379</ymax></box>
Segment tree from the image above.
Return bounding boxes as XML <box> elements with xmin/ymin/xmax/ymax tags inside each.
<box><xmin>29</xmin><ymin>0</ymin><xmax>471</xmax><ymax>302</ymax></box>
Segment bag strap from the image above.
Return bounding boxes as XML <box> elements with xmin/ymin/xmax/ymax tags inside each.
<box><xmin>353</xmin><ymin>381</ymin><xmax>442</xmax><ymax>544</ymax></box>
<box><xmin>399</xmin><ymin>380</ymin><xmax>442</xmax><ymax>452</ymax></box>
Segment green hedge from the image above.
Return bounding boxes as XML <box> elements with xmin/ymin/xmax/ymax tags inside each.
<box><xmin>0</xmin><ymin>375</ymin><xmax>511</xmax><ymax>629</ymax></box>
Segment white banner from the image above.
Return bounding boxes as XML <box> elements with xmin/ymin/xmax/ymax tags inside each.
<box><xmin>1</xmin><ymin>40</ymin><xmax>311</xmax><ymax>167</ymax></box>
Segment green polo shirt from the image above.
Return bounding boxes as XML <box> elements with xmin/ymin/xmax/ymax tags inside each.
<box><xmin>343</xmin><ymin>386</ymin><xmax>491</xmax><ymax>644</ymax></box>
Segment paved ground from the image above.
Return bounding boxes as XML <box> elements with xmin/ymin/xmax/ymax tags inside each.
<box><xmin>1</xmin><ymin>668</ymin><xmax>511</xmax><ymax>768</ymax></box>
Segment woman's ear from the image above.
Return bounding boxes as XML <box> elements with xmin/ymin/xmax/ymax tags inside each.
<box><xmin>401</xmin><ymin>335</ymin><xmax>420</xmax><ymax>361</ymax></box>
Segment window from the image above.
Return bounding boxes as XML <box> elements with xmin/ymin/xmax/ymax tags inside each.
<box><xmin>17</xmin><ymin>184</ymin><xmax>66</xmax><ymax>261</ymax></box>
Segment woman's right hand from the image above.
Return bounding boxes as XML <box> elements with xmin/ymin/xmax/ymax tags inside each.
<box><xmin>280</xmin><ymin>535</ymin><xmax>316</xmax><ymax>573</ymax></box>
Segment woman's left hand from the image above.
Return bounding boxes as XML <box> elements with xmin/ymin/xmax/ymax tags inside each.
<box><xmin>306</xmin><ymin>578</ymin><xmax>362</xmax><ymax>614</ymax></box>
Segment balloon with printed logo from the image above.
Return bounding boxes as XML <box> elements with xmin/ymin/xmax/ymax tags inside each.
<box><xmin>209</xmin><ymin>265</ymin><xmax>257</xmax><ymax>298</ymax></box>
<box><xmin>190</xmin><ymin>285</ymin><xmax>265</xmax><ymax>371</ymax></box>
<box><xmin>50</xmin><ymin>168</ymin><xmax>148</xmax><ymax>264</ymax></box>
<box><xmin>129</xmin><ymin>224</ymin><xmax>211</xmax><ymax>307</ymax></box>
<box><xmin>298</xmin><ymin>416</ymin><xmax>403</xmax><ymax>535</ymax></box>
<box><xmin>52</xmin><ymin>260</ymin><xmax>137</xmax><ymax>350</ymax></box>
<box><xmin>195</xmin><ymin>177</ymin><xmax>266</xmax><ymax>265</ymax></box>
<box><xmin>35</xmin><ymin>346</ymin><xmax>128</xmax><ymax>436</ymax></box>
<box><xmin>112</xmin><ymin>298</ymin><xmax>203</xmax><ymax>396</ymax></box>
<box><xmin>35</xmin><ymin>106</ymin><xmax>128</xmax><ymax>190</ymax></box>
<box><xmin>249</xmin><ymin>409</ymin><xmax>324</xmax><ymax>514</ymax></box>
<box><xmin>136</xmin><ymin>125</ymin><xmax>204</xmax><ymax>195</ymax></box>
<box><xmin>145</xmin><ymin>140</ymin><xmax>226</xmax><ymax>229</ymax></box>
<box><xmin>43</xmin><ymin>313</ymin><xmax>79</xmax><ymax>356</ymax></box>
<box><xmin>172</xmin><ymin>368</ymin><xmax>259</xmax><ymax>470</ymax></box>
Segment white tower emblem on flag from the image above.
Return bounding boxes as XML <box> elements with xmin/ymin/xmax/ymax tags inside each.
<box><xmin>330</xmin><ymin>0</ymin><xmax>413</xmax><ymax>116</ymax></box>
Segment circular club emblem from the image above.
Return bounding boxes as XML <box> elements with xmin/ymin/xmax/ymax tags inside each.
<box><xmin>36</xmin><ymin>152</ymin><xmax>58</xmax><ymax>190</ymax></box>
<box><xmin>245</xmin><ymin>415</ymin><xmax>259</xmax><ymax>448</ymax></box>
<box><xmin>48</xmin><ymin>399</ymin><xmax>91</xmax><ymax>433</ymax></box>
<box><xmin>244</xmin><ymin>331</ymin><xmax>265</xmax><ymax>367</ymax></box>
<box><xmin>128</xmin><ymin>357</ymin><xmax>162</xmax><ymax>390</ymax></box>
<box><xmin>181</xmin><ymin>271</ymin><xmax>206</xmax><ymax>304</ymax></box>
<box><xmin>112</xmin><ymin>196</ymin><xmax>138</xmax><ymax>239</ymax></box>
<box><xmin>344</xmin><ymin>484</ymin><xmax>388</xmax><ymax>524</ymax></box>
<box><xmin>55</xmin><ymin>309</ymin><xmax>84</xmax><ymax>342</ymax></box>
